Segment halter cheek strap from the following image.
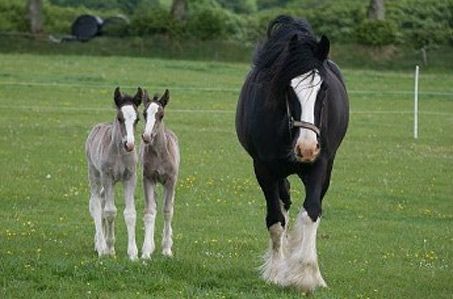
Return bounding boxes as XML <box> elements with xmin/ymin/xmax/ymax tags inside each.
<box><xmin>286</xmin><ymin>93</ymin><xmax>321</xmax><ymax>139</ymax></box>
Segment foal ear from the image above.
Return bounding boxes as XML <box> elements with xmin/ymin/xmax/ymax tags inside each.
<box><xmin>133</xmin><ymin>87</ymin><xmax>143</xmax><ymax>107</ymax></box>
<box><xmin>114</xmin><ymin>87</ymin><xmax>123</xmax><ymax>107</ymax></box>
<box><xmin>315</xmin><ymin>35</ymin><xmax>330</xmax><ymax>61</ymax></box>
<box><xmin>159</xmin><ymin>89</ymin><xmax>170</xmax><ymax>107</ymax></box>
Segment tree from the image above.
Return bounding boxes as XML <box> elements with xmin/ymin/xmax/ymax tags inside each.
<box><xmin>171</xmin><ymin>0</ymin><xmax>188</xmax><ymax>21</ymax></box>
<box><xmin>26</xmin><ymin>0</ymin><xmax>43</xmax><ymax>35</ymax></box>
<box><xmin>367</xmin><ymin>0</ymin><xmax>385</xmax><ymax>20</ymax></box>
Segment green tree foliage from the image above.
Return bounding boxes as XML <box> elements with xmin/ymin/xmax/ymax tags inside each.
<box><xmin>257</xmin><ymin>0</ymin><xmax>290</xmax><ymax>10</ymax></box>
<box><xmin>216</xmin><ymin>0</ymin><xmax>257</xmax><ymax>14</ymax></box>
<box><xmin>355</xmin><ymin>19</ymin><xmax>397</xmax><ymax>46</ymax></box>
<box><xmin>387</xmin><ymin>0</ymin><xmax>453</xmax><ymax>49</ymax></box>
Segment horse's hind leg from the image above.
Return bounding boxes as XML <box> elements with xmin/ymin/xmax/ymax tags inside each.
<box><xmin>142</xmin><ymin>177</ymin><xmax>157</xmax><ymax>259</ymax></box>
<box><xmin>254</xmin><ymin>160</ymin><xmax>286</xmax><ymax>285</ymax></box>
<box><xmin>162</xmin><ymin>179</ymin><xmax>176</xmax><ymax>256</ymax></box>
<box><xmin>123</xmin><ymin>175</ymin><xmax>138</xmax><ymax>260</ymax></box>
<box><xmin>88</xmin><ymin>171</ymin><xmax>107</xmax><ymax>256</ymax></box>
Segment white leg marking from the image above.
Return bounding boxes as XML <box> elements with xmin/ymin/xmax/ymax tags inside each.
<box><xmin>141</xmin><ymin>179</ymin><xmax>157</xmax><ymax>259</ymax></box>
<box><xmin>162</xmin><ymin>181</ymin><xmax>176</xmax><ymax>257</ymax></box>
<box><xmin>261</xmin><ymin>223</ymin><xmax>287</xmax><ymax>285</ymax></box>
<box><xmin>285</xmin><ymin>209</ymin><xmax>326</xmax><ymax>293</ymax></box>
<box><xmin>123</xmin><ymin>176</ymin><xmax>138</xmax><ymax>261</ymax></box>
<box><xmin>89</xmin><ymin>187</ymin><xmax>107</xmax><ymax>256</ymax></box>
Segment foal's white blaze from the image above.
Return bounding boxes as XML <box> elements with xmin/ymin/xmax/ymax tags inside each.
<box><xmin>121</xmin><ymin>105</ymin><xmax>137</xmax><ymax>151</ymax></box>
<box><xmin>143</xmin><ymin>103</ymin><xmax>160</xmax><ymax>140</ymax></box>
<box><xmin>290</xmin><ymin>71</ymin><xmax>322</xmax><ymax>161</ymax></box>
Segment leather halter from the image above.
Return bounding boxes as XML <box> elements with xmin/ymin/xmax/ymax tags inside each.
<box><xmin>285</xmin><ymin>93</ymin><xmax>321</xmax><ymax>139</ymax></box>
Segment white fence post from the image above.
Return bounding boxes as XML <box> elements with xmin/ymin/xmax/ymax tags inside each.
<box><xmin>414</xmin><ymin>65</ymin><xmax>419</xmax><ymax>139</ymax></box>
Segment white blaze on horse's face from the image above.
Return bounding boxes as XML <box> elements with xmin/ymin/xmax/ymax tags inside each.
<box><xmin>142</xmin><ymin>102</ymin><xmax>160</xmax><ymax>143</ymax></box>
<box><xmin>121</xmin><ymin>105</ymin><xmax>137</xmax><ymax>152</ymax></box>
<box><xmin>291</xmin><ymin>70</ymin><xmax>323</xmax><ymax>162</ymax></box>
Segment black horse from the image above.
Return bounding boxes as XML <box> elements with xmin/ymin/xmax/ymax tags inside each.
<box><xmin>236</xmin><ymin>16</ymin><xmax>349</xmax><ymax>293</ymax></box>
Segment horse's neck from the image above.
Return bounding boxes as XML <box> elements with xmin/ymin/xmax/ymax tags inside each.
<box><xmin>150</xmin><ymin>123</ymin><xmax>168</xmax><ymax>152</ymax></box>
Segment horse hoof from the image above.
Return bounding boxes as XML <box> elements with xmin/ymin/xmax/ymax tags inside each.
<box><xmin>141</xmin><ymin>253</ymin><xmax>152</xmax><ymax>260</ymax></box>
<box><xmin>162</xmin><ymin>248</ymin><xmax>173</xmax><ymax>257</ymax></box>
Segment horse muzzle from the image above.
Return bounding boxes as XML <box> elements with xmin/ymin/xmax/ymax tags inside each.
<box><xmin>124</xmin><ymin>141</ymin><xmax>135</xmax><ymax>152</ymax></box>
<box><xmin>142</xmin><ymin>133</ymin><xmax>156</xmax><ymax>144</ymax></box>
<box><xmin>295</xmin><ymin>140</ymin><xmax>320</xmax><ymax>163</ymax></box>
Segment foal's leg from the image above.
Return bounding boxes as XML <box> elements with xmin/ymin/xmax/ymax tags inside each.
<box><xmin>102</xmin><ymin>177</ymin><xmax>117</xmax><ymax>256</ymax></box>
<box><xmin>123</xmin><ymin>174</ymin><xmax>138</xmax><ymax>260</ymax></box>
<box><xmin>88</xmin><ymin>171</ymin><xmax>107</xmax><ymax>256</ymax></box>
<box><xmin>162</xmin><ymin>179</ymin><xmax>176</xmax><ymax>256</ymax></box>
<box><xmin>286</xmin><ymin>159</ymin><xmax>331</xmax><ymax>293</ymax></box>
<box><xmin>142</xmin><ymin>177</ymin><xmax>157</xmax><ymax>259</ymax></box>
<box><xmin>254</xmin><ymin>160</ymin><xmax>286</xmax><ymax>285</ymax></box>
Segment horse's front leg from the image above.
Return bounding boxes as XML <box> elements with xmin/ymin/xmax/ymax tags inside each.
<box><xmin>162</xmin><ymin>178</ymin><xmax>176</xmax><ymax>257</ymax></box>
<box><xmin>101</xmin><ymin>177</ymin><xmax>117</xmax><ymax>256</ymax></box>
<box><xmin>141</xmin><ymin>176</ymin><xmax>157</xmax><ymax>259</ymax></box>
<box><xmin>88</xmin><ymin>173</ymin><xmax>107</xmax><ymax>256</ymax></box>
<box><xmin>254</xmin><ymin>160</ymin><xmax>287</xmax><ymax>285</ymax></box>
<box><xmin>286</xmin><ymin>159</ymin><xmax>332</xmax><ymax>293</ymax></box>
<box><xmin>123</xmin><ymin>174</ymin><xmax>138</xmax><ymax>260</ymax></box>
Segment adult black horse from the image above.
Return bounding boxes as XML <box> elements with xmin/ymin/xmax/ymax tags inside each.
<box><xmin>236</xmin><ymin>16</ymin><xmax>349</xmax><ymax>293</ymax></box>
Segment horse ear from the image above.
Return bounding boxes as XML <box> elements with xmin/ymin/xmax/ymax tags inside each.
<box><xmin>289</xmin><ymin>34</ymin><xmax>298</xmax><ymax>50</ymax></box>
<box><xmin>159</xmin><ymin>89</ymin><xmax>170</xmax><ymax>107</ymax></box>
<box><xmin>114</xmin><ymin>87</ymin><xmax>123</xmax><ymax>107</ymax></box>
<box><xmin>133</xmin><ymin>87</ymin><xmax>143</xmax><ymax>107</ymax></box>
<box><xmin>316</xmin><ymin>35</ymin><xmax>330</xmax><ymax>61</ymax></box>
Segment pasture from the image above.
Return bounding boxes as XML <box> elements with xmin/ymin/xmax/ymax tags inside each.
<box><xmin>0</xmin><ymin>53</ymin><xmax>451</xmax><ymax>298</ymax></box>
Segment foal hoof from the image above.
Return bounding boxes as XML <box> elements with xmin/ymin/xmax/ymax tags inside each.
<box><xmin>162</xmin><ymin>248</ymin><xmax>173</xmax><ymax>257</ymax></box>
<box><xmin>141</xmin><ymin>253</ymin><xmax>152</xmax><ymax>260</ymax></box>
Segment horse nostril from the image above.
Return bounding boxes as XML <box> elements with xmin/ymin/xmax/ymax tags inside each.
<box><xmin>316</xmin><ymin>143</ymin><xmax>320</xmax><ymax>150</ymax></box>
<box><xmin>296</xmin><ymin>146</ymin><xmax>303</xmax><ymax>158</ymax></box>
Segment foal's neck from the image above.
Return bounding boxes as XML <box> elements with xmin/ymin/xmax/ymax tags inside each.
<box><xmin>150</xmin><ymin>122</ymin><xmax>167</xmax><ymax>149</ymax></box>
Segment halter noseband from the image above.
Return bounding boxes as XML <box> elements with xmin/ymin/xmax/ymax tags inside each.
<box><xmin>285</xmin><ymin>93</ymin><xmax>322</xmax><ymax>139</ymax></box>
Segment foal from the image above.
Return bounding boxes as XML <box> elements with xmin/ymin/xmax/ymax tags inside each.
<box><xmin>86</xmin><ymin>87</ymin><xmax>142</xmax><ymax>260</ymax></box>
<box><xmin>140</xmin><ymin>89</ymin><xmax>180</xmax><ymax>258</ymax></box>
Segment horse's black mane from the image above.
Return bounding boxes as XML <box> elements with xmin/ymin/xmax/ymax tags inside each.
<box><xmin>253</xmin><ymin>15</ymin><xmax>325</xmax><ymax>98</ymax></box>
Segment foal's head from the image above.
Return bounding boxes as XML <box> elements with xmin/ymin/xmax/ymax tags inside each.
<box><xmin>114</xmin><ymin>87</ymin><xmax>142</xmax><ymax>152</ymax></box>
<box><xmin>141</xmin><ymin>89</ymin><xmax>170</xmax><ymax>144</ymax></box>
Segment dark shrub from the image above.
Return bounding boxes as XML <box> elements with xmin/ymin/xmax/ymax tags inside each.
<box><xmin>355</xmin><ymin>20</ymin><xmax>397</xmax><ymax>46</ymax></box>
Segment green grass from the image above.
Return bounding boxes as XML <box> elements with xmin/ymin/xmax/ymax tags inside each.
<box><xmin>0</xmin><ymin>53</ymin><xmax>452</xmax><ymax>298</ymax></box>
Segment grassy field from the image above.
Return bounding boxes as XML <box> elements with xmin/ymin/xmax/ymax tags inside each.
<box><xmin>0</xmin><ymin>53</ymin><xmax>452</xmax><ymax>298</ymax></box>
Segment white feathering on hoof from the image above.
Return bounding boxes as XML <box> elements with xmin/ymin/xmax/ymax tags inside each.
<box><xmin>261</xmin><ymin>223</ymin><xmax>287</xmax><ymax>285</ymax></box>
<box><xmin>260</xmin><ymin>210</ymin><xmax>327</xmax><ymax>294</ymax></box>
<box><xmin>284</xmin><ymin>209</ymin><xmax>327</xmax><ymax>292</ymax></box>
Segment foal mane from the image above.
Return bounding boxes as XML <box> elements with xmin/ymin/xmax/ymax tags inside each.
<box><xmin>253</xmin><ymin>15</ymin><xmax>328</xmax><ymax>103</ymax></box>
